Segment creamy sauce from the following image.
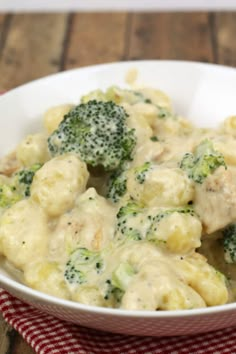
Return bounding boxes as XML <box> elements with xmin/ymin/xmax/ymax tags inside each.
<box><xmin>0</xmin><ymin>85</ymin><xmax>235</xmax><ymax>310</ymax></box>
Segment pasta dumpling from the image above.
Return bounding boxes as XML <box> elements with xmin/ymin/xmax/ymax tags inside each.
<box><xmin>43</xmin><ymin>104</ymin><xmax>75</xmax><ymax>134</ymax></box>
<box><xmin>16</xmin><ymin>133</ymin><xmax>50</xmax><ymax>167</ymax></box>
<box><xmin>121</xmin><ymin>262</ymin><xmax>206</xmax><ymax>310</ymax></box>
<box><xmin>127</xmin><ymin>165</ymin><xmax>194</xmax><ymax>207</ymax></box>
<box><xmin>0</xmin><ymin>199</ymin><xmax>48</xmax><ymax>269</ymax></box>
<box><xmin>100</xmin><ymin>242</ymin><xmax>227</xmax><ymax>310</ymax></box>
<box><xmin>24</xmin><ymin>260</ymin><xmax>70</xmax><ymax>299</ymax></box>
<box><xmin>0</xmin><ymin>83</ymin><xmax>234</xmax><ymax>311</ymax></box>
<box><xmin>147</xmin><ymin>211</ymin><xmax>202</xmax><ymax>254</ymax></box>
<box><xmin>174</xmin><ymin>252</ymin><xmax>228</xmax><ymax>306</ymax></box>
<box><xmin>221</xmin><ymin>115</ymin><xmax>236</xmax><ymax>137</ymax></box>
<box><xmin>31</xmin><ymin>153</ymin><xmax>89</xmax><ymax>216</ymax></box>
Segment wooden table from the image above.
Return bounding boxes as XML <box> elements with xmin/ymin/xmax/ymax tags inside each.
<box><xmin>0</xmin><ymin>11</ymin><xmax>235</xmax><ymax>353</ymax></box>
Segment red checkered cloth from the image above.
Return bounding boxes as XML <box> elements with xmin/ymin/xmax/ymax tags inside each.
<box><xmin>0</xmin><ymin>289</ymin><xmax>236</xmax><ymax>354</ymax></box>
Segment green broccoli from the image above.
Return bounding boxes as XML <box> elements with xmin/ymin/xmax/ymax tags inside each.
<box><xmin>48</xmin><ymin>100</ymin><xmax>136</xmax><ymax>171</ymax></box>
<box><xmin>82</xmin><ymin>87</ymin><xmax>175</xmax><ymax>122</ymax></box>
<box><xmin>103</xmin><ymin>279</ymin><xmax>124</xmax><ymax>304</ymax></box>
<box><xmin>111</xmin><ymin>262</ymin><xmax>135</xmax><ymax>291</ymax></box>
<box><xmin>15</xmin><ymin>163</ymin><xmax>42</xmax><ymax>197</ymax></box>
<box><xmin>134</xmin><ymin>162</ymin><xmax>152</xmax><ymax>184</ymax></box>
<box><xmin>116</xmin><ymin>201</ymin><xmax>195</xmax><ymax>244</ymax></box>
<box><xmin>0</xmin><ymin>163</ymin><xmax>42</xmax><ymax>208</ymax></box>
<box><xmin>103</xmin><ymin>261</ymin><xmax>135</xmax><ymax>304</ymax></box>
<box><xmin>0</xmin><ymin>184</ymin><xmax>21</xmax><ymax>208</ymax></box>
<box><xmin>223</xmin><ymin>224</ymin><xmax>236</xmax><ymax>264</ymax></box>
<box><xmin>81</xmin><ymin>86</ymin><xmax>152</xmax><ymax>106</ymax></box>
<box><xmin>132</xmin><ymin>91</ymin><xmax>152</xmax><ymax>104</ymax></box>
<box><xmin>150</xmin><ymin>136</ymin><xmax>159</xmax><ymax>142</ymax></box>
<box><xmin>106</xmin><ymin>169</ymin><xmax>127</xmax><ymax>203</ymax></box>
<box><xmin>64</xmin><ymin>247</ymin><xmax>104</xmax><ymax>285</ymax></box>
<box><xmin>180</xmin><ymin>139</ymin><xmax>226</xmax><ymax>184</ymax></box>
<box><xmin>81</xmin><ymin>89</ymin><xmax>107</xmax><ymax>103</ymax></box>
<box><xmin>146</xmin><ymin>207</ymin><xmax>195</xmax><ymax>241</ymax></box>
<box><xmin>117</xmin><ymin>200</ymin><xmax>144</xmax><ymax>219</ymax></box>
<box><xmin>157</xmin><ymin>106</ymin><xmax>173</xmax><ymax>119</ymax></box>
<box><xmin>116</xmin><ymin>201</ymin><xmax>146</xmax><ymax>241</ymax></box>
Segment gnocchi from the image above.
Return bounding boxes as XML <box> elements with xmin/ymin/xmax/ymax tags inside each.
<box><xmin>0</xmin><ymin>83</ymin><xmax>235</xmax><ymax>312</ymax></box>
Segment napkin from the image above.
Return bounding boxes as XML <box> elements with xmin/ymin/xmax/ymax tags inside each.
<box><xmin>0</xmin><ymin>289</ymin><xmax>236</xmax><ymax>354</ymax></box>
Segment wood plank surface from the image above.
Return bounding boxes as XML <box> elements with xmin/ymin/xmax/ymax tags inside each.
<box><xmin>128</xmin><ymin>12</ymin><xmax>214</xmax><ymax>62</ymax></box>
<box><xmin>64</xmin><ymin>13</ymin><xmax>128</xmax><ymax>69</ymax></box>
<box><xmin>10</xmin><ymin>331</ymin><xmax>34</xmax><ymax>354</ymax></box>
<box><xmin>0</xmin><ymin>318</ymin><xmax>12</xmax><ymax>354</ymax></box>
<box><xmin>214</xmin><ymin>12</ymin><xmax>236</xmax><ymax>67</ymax></box>
<box><xmin>0</xmin><ymin>13</ymin><xmax>69</xmax><ymax>91</ymax></box>
<box><xmin>0</xmin><ymin>319</ymin><xmax>34</xmax><ymax>354</ymax></box>
<box><xmin>0</xmin><ymin>10</ymin><xmax>236</xmax><ymax>354</ymax></box>
<box><xmin>0</xmin><ymin>15</ymin><xmax>10</xmax><ymax>49</ymax></box>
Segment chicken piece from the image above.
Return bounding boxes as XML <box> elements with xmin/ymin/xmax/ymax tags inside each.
<box><xmin>195</xmin><ymin>166</ymin><xmax>236</xmax><ymax>233</ymax></box>
<box><xmin>130</xmin><ymin>140</ymin><xmax>164</xmax><ymax>167</ymax></box>
<box><xmin>0</xmin><ymin>151</ymin><xmax>20</xmax><ymax>176</ymax></box>
<box><xmin>49</xmin><ymin>188</ymin><xmax>116</xmax><ymax>262</ymax></box>
<box><xmin>127</xmin><ymin>165</ymin><xmax>194</xmax><ymax>207</ymax></box>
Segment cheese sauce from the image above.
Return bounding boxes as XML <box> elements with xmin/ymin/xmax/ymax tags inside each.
<box><xmin>0</xmin><ymin>85</ymin><xmax>235</xmax><ymax>310</ymax></box>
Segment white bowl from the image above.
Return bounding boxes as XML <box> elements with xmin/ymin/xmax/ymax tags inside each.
<box><xmin>1</xmin><ymin>60</ymin><xmax>236</xmax><ymax>337</ymax></box>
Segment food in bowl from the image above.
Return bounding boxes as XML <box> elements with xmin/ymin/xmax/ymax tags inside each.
<box><xmin>0</xmin><ymin>84</ymin><xmax>235</xmax><ymax>311</ymax></box>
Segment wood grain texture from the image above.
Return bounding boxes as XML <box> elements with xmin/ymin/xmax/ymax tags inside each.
<box><xmin>64</xmin><ymin>13</ymin><xmax>128</xmax><ymax>69</ymax></box>
<box><xmin>0</xmin><ymin>314</ymin><xmax>34</xmax><ymax>354</ymax></box>
<box><xmin>10</xmin><ymin>329</ymin><xmax>35</xmax><ymax>354</ymax></box>
<box><xmin>0</xmin><ymin>317</ymin><xmax>12</xmax><ymax>354</ymax></box>
<box><xmin>128</xmin><ymin>12</ymin><xmax>214</xmax><ymax>62</ymax></box>
<box><xmin>0</xmin><ymin>13</ymin><xmax>69</xmax><ymax>91</ymax></box>
<box><xmin>0</xmin><ymin>15</ymin><xmax>6</xmax><ymax>28</ymax></box>
<box><xmin>0</xmin><ymin>14</ymin><xmax>8</xmax><ymax>43</ymax></box>
<box><xmin>214</xmin><ymin>12</ymin><xmax>236</xmax><ymax>67</ymax></box>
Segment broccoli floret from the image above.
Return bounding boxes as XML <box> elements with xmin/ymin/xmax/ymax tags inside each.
<box><xmin>0</xmin><ymin>164</ymin><xmax>42</xmax><ymax>209</ymax></box>
<box><xmin>117</xmin><ymin>200</ymin><xmax>144</xmax><ymax>219</ymax></box>
<box><xmin>147</xmin><ymin>207</ymin><xmax>195</xmax><ymax>241</ymax></box>
<box><xmin>64</xmin><ymin>263</ymin><xmax>86</xmax><ymax>285</ymax></box>
<box><xmin>81</xmin><ymin>89</ymin><xmax>107</xmax><ymax>103</ymax></box>
<box><xmin>106</xmin><ymin>161</ymin><xmax>152</xmax><ymax>203</ymax></box>
<box><xmin>103</xmin><ymin>262</ymin><xmax>135</xmax><ymax>304</ymax></box>
<box><xmin>15</xmin><ymin>163</ymin><xmax>42</xmax><ymax>197</ymax></box>
<box><xmin>48</xmin><ymin>100</ymin><xmax>136</xmax><ymax>171</ymax></box>
<box><xmin>157</xmin><ymin>106</ymin><xmax>173</xmax><ymax>119</ymax></box>
<box><xmin>106</xmin><ymin>169</ymin><xmax>127</xmax><ymax>203</ymax></box>
<box><xmin>103</xmin><ymin>279</ymin><xmax>124</xmax><ymax>304</ymax></box>
<box><xmin>81</xmin><ymin>86</ymin><xmax>153</xmax><ymax>106</ymax></box>
<box><xmin>116</xmin><ymin>201</ymin><xmax>146</xmax><ymax>241</ymax></box>
<box><xmin>116</xmin><ymin>201</ymin><xmax>195</xmax><ymax>244</ymax></box>
<box><xmin>150</xmin><ymin>136</ymin><xmax>159</xmax><ymax>142</ymax></box>
<box><xmin>64</xmin><ymin>248</ymin><xmax>103</xmax><ymax>285</ymax></box>
<box><xmin>133</xmin><ymin>91</ymin><xmax>152</xmax><ymax>104</ymax></box>
<box><xmin>111</xmin><ymin>262</ymin><xmax>135</xmax><ymax>291</ymax></box>
<box><xmin>150</xmin><ymin>206</ymin><xmax>195</xmax><ymax>225</ymax></box>
<box><xmin>223</xmin><ymin>224</ymin><xmax>236</xmax><ymax>263</ymax></box>
<box><xmin>134</xmin><ymin>162</ymin><xmax>152</xmax><ymax>184</ymax></box>
<box><xmin>82</xmin><ymin>87</ymin><xmax>175</xmax><ymax>121</ymax></box>
<box><xmin>0</xmin><ymin>184</ymin><xmax>21</xmax><ymax>208</ymax></box>
<box><xmin>107</xmin><ymin>88</ymin><xmax>173</xmax><ymax>118</ymax></box>
<box><xmin>180</xmin><ymin>139</ymin><xmax>226</xmax><ymax>184</ymax></box>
